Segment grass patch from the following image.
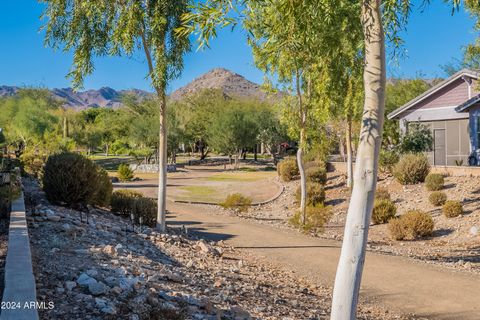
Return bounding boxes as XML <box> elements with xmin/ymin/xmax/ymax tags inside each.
<box><xmin>177</xmin><ymin>185</ymin><xmax>219</xmax><ymax>202</ymax></box>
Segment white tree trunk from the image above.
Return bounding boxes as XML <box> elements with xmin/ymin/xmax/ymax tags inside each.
<box><xmin>297</xmin><ymin>145</ymin><xmax>307</xmax><ymax>223</ymax></box>
<box><xmin>157</xmin><ymin>95</ymin><xmax>168</xmax><ymax>232</ymax></box>
<box><xmin>346</xmin><ymin>118</ymin><xmax>354</xmax><ymax>189</ymax></box>
<box><xmin>330</xmin><ymin>0</ymin><xmax>386</xmax><ymax>318</ymax></box>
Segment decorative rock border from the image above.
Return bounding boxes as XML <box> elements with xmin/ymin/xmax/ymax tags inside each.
<box><xmin>0</xmin><ymin>191</ymin><xmax>39</xmax><ymax>320</ymax></box>
<box><xmin>174</xmin><ymin>179</ymin><xmax>285</xmax><ymax>207</ymax></box>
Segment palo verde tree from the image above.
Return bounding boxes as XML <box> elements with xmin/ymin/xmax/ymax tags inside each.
<box><xmin>41</xmin><ymin>0</ymin><xmax>191</xmax><ymax>232</ymax></box>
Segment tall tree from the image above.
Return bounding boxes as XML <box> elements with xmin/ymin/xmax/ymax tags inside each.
<box><xmin>41</xmin><ymin>0</ymin><xmax>190</xmax><ymax>231</ymax></box>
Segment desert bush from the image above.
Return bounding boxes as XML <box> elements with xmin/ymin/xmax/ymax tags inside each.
<box><xmin>111</xmin><ymin>189</ymin><xmax>144</xmax><ymax>215</ymax></box>
<box><xmin>393</xmin><ymin>153</ymin><xmax>430</xmax><ymax>185</ymax></box>
<box><xmin>118</xmin><ymin>164</ymin><xmax>134</xmax><ymax>182</ymax></box>
<box><xmin>379</xmin><ymin>150</ymin><xmax>399</xmax><ymax>174</ymax></box>
<box><xmin>43</xmin><ymin>152</ymin><xmax>112</xmax><ymax>207</ymax></box>
<box><xmin>277</xmin><ymin>158</ymin><xmax>299</xmax><ymax>182</ymax></box>
<box><xmin>428</xmin><ymin>191</ymin><xmax>447</xmax><ymax>206</ymax></box>
<box><xmin>220</xmin><ymin>193</ymin><xmax>252</xmax><ymax>212</ymax></box>
<box><xmin>289</xmin><ymin>205</ymin><xmax>333</xmax><ymax>235</ymax></box>
<box><xmin>295</xmin><ymin>183</ymin><xmax>325</xmax><ymax>206</ymax></box>
<box><xmin>132</xmin><ymin>197</ymin><xmax>157</xmax><ymax>227</ymax></box>
<box><xmin>442</xmin><ymin>200</ymin><xmax>463</xmax><ymax>218</ymax></box>
<box><xmin>305</xmin><ymin>166</ymin><xmax>327</xmax><ymax>184</ymax></box>
<box><xmin>425</xmin><ymin>173</ymin><xmax>444</xmax><ymax>191</ymax></box>
<box><xmin>20</xmin><ymin>150</ymin><xmax>46</xmax><ymax>178</ymax></box>
<box><xmin>375</xmin><ymin>187</ymin><xmax>391</xmax><ymax>201</ymax></box>
<box><xmin>94</xmin><ymin>168</ymin><xmax>113</xmax><ymax>207</ymax></box>
<box><xmin>388</xmin><ymin>210</ymin><xmax>434</xmax><ymax>240</ymax></box>
<box><xmin>372</xmin><ymin>199</ymin><xmax>397</xmax><ymax>224</ymax></box>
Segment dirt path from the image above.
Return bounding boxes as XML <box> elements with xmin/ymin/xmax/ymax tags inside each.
<box><xmin>167</xmin><ymin>201</ymin><xmax>480</xmax><ymax>320</ymax></box>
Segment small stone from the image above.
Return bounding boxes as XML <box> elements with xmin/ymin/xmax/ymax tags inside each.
<box><xmin>77</xmin><ymin>273</ymin><xmax>97</xmax><ymax>287</ymax></box>
<box><xmin>231</xmin><ymin>306</ymin><xmax>251</xmax><ymax>320</ymax></box>
<box><xmin>86</xmin><ymin>269</ymin><xmax>98</xmax><ymax>277</ymax></box>
<box><xmin>88</xmin><ymin>282</ymin><xmax>108</xmax><ymax>296</ymax></box>
<box><xmin>64</xmin><ymin>281</ymin><xmax>77</xmax><ymax>291</ymax></box>
<box><xmin>103</xmin><ymin>245</ymin><xmax>116</xmax><ymax>255</ymax></box>
<box><xmin>47</xmin><ymin>215</ymin><xmax>61</xmax><ymax>222</ymax></box>
<box><xmin>61</xmin><ymin>223</ymin><xmax>71</xmax><ymax>232</ymax></box>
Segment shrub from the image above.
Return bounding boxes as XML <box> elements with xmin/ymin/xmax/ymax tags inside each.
<box><xmin>289</xmin><ymin>205</ymin><xmax>333</xmax><ymax>235</ymax></box>
<box><xmin>388</xmin><ymin>210</ymin><xmax>434</xmax><ymax>240</ymax></box>
<box><xmin>393</xmin><ymin>153</ymin><xmax>430</xmax><ymax>185</ymax></box>
<box><xmin>132</xmin><ymin>197</ymin><xmax>157</xmax><ymax>227</ymax></box>
<box><xmin>375</xmin><ymin>187</ymin><xmax>391</xmax><ymax>201</ymax></box>
<box><xmin>399</xmin><ymin>122</ymin><xmax>433</xmax><ymax>154</ymax></box>
<box><xmin>442</xmin><ymin>200</ymin><xmax>463</xmax><ymax>218</ymax></box>
<box><xmin>425</xmin><ymin>173</ymin><xmax>444</xmax><ymax>191</ymax></box>
<box><xmin>20</xmin><ymin>150</ymin><xmax>46</xmax><ymax>178</ymax></box>
<box><xmin>379</xmin><ymin>150</ymin><xmax>399</xmax><ymax>174</ymax></box>
<box><xmin>43</xmin><ymin>152</ymin><xmax>112</xmax><ymax>207</ymax></box>
<box><xmin>277</xmin><ymin>158</ymin><xmax>299</xmax><ymax>182</ymax></box>
<box><xmin>220</xmin><ymin>193</ymin><xmax>252</xmax><ymax>212</ymax></box>
<box><xmin>372</xmin><ymin>199</ymin><xmax>397</xmax><ymax>224</ymax></box>
<box><xmin>94</xmin><ymin>168</ymin><xmax>113</xmax><ymax>207</ymax></box>
<box><xmin>111</xmin><ymin>189</ymin><xmax>144</xmax><ymax>215</ymax></box>
<box><xmin>305</xmin><ymin>166</ymin><xmax>327</xmax><ymax>184</ymax></box>
<box><xmin>295</xmin><ymin>183</ymin><xmax>325</xmax><ymax>206</ymax></box>
<box><xmin>429</xmin><ymin>191</ymin><xmax>447</xmax><ymax>206</ymax></box>
<box><xmin>118</xmin><ymin>164</ymin><xmax>134</xmax><ymax>182</ymax></box>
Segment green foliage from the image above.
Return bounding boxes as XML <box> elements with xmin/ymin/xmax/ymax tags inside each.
<box><xmin>19</xmin><ymin>149</ymin><xmax>47</xmax><ymax>178</ymax></box>
<box><xmin>393</xmin><ymin>153</ymin><xmax>430</xmax><ymax>185</ymax></box>
<box><xmin>379</xmin><ymin>150</ymin><xmax>399</xmax><ymax>174</ymax></box>
<box><xmin>220</xmin><ymin>193</ymin><xmax>252</xmax><ymax>212</ymax></box>
<box><xmin>42</xmin><ymin>152</ymin><xmax>112</xmax><ymax>208</ymax></box>
<box><xmin>111</xmin><ymin>189</ymin><xmax>144</xmax><ymax>215</ymax></box>
<box><xmin>388</xmin><ymin>210</ymin><xmax>434</xmax><ymax>241</ymax></box>
<box><xmin>305</xmin><ymin>166</ymin><xmax>327</xmax><ymax>185</ymax></box>
<box><xmin>132</xmin><ymin>197</ymin><xmax>158</xmax><ymax>227</ymax></box>
<box><xmin>429</xmin><ymin>191</ymin><xmax>447</xmax><ymax>206</ymax></box>
<box><xmin>118</xmin><ymin>164</ymin><xmax>134</xmax><ymax>182</ymax></box>
<box><xmin>41</xmin><ymin>0</ymin><xmax>191</xmax><ymax>91</ymax></box>
<box><xmin>442</xmin><ymin>200</ymin><xmax>463</xmax><ymax>218</ymax></box>
<box><xmin>425</xmin><ymin>173</ymin><xmax>444</xmax><ymax>191</ymax></box>
<box><xmin>295</xmin><ymin>183</ymin><xmax>325</xmax><ymax>206</ymax></box>
<box><xmin>110</xmin><ymin>189</ymin><xmax>156</xmax><ymax>226</ymax></box>
<box><xmin>277</xmin><ymin>158</ymin><xmax>299</xmax><ymax>182</ymax></box>
<box><xmin>372</xmin><ymin>199</ymin><xmax>397</xmax><ymax>224</ymax></box>
<box><xmin>384</xmin><ymin>79</ymin><xmax>430</xmax><ymax>146</ymax></box>
<box><xmin>289</xmin><ymin>205</ymin><xmax>333</xmax><ymax>235</ymax></box>
<box><xmin>206</xmin><ymin>101</ymin><xmax>259</xmax><ymax>156</ymax></box>
<box><xmin>375</xmin><ymin>187</ymin><xmax>391</xmax><ymax>201</ymax></box>
<box><xmin>399</xmin><ymin>122</ymin><xmax>433</xmax><ymax>154</ymax></box>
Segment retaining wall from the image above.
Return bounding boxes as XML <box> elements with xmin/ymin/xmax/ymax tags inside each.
<box><xmin>0</xmin><ymin>192</ymin><xmax>39</xmax><ymax>320</ymax></box>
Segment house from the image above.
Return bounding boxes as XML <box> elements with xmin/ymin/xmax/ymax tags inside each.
<box><xmin>388</xmin><ymin>69</ymin><xmax>480</xmax><ymax>166</ymax></box>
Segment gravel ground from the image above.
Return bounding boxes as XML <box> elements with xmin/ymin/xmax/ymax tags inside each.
<box><xmin>0</xmin><ymin>217</ymin><xmax>8</xmax><ymax>304</ymax></box>
<box><xmin>236</xmin><ymin>171</ymin><xmax>480</xmax><ymax>273</ymax></box>
<box><xmin>23</xmin><ymin>178</ymin><xmax>414</xmax><ymax>320</ymax></box>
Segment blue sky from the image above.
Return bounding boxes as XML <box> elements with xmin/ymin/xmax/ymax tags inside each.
<box><xmin>0</xmin><ymin>1</ymin><xmax>477</xmax><ymax>93</ymax></box>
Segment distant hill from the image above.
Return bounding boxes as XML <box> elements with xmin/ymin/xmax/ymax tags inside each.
<box><xmin>0</xmin><ymin>85</ymin><xmax>152</xmax><ymax>109</ymax></box>
<box><xmin>0</xmin><ymin>68</ymin><xmax>279</xmax><ymax>109</ymax></box>
<box><xmin>170</xmin><ymin>68</ymin><xmax>278</xmax><ymax>101</ymax></box>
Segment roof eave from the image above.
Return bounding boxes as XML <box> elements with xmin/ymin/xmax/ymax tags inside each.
<box><xmin>387</xmin><ymin>69</ymin><xmax>479</xmax><ymax>120</ymax></box>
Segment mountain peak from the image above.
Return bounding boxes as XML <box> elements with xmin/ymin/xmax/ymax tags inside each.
<box><xmin>170</xmin><ymin>68</ymin><xmax>271</xmax><ymax>101</ymax></box>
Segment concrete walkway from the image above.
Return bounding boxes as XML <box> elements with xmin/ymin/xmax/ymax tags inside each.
<box><xmin>167</xmin><ymin>201</ymin><xmax>480</xmax><ymax>320</ymax></box>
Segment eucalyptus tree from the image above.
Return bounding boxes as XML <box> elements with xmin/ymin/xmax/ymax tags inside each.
<box><xmin>244</xmin><ymin>0</ymin><xmax>358</xmax><ymax>223</ymax></box>
<box><xmin>41</xmin><ymin>0</ymin><xmax>191</xmax><ymax>231</ymax></box>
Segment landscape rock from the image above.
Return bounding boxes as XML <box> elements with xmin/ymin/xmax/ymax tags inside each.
<box><xmin>88</xmin><ymin>282</ymin><xmax>108</xmax><ymax>296</ymax></box>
